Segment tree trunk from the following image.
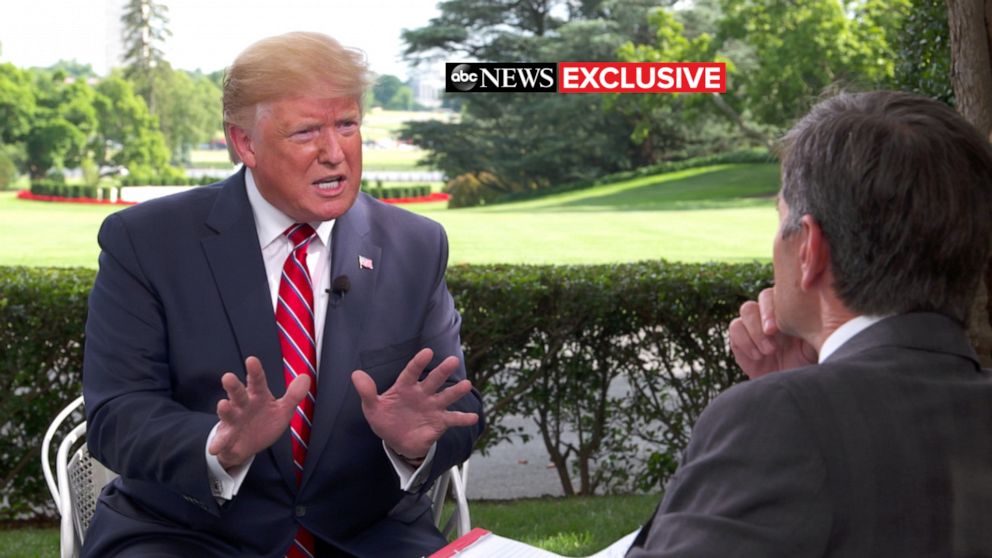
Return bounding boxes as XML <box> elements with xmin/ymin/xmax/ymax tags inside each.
<box><xmin>947</xmin><ymin>0</ymin><xmax>992</xmax><ymax>366</ymax></box>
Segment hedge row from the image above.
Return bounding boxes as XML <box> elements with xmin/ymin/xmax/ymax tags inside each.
<box><xmin>364</xmin><ymin>183</ymin><xmax>433</xmax><ymax>200</ymax></box>
<box><xmin>29</xmin><ymin>180</ymin><xmax>108</xmax><ymax>201</ymax></box>
<box><xmin>119</xmin><ymin>175</ymin><xmax>219</xmax><ymax>187</ymax></box>
<box><xmin>0</xmin><ymin>261</ymin><xmax>771</xmax><ymax>520</ymax></box>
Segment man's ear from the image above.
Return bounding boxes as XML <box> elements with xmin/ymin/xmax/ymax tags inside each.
<box><xmin>798</xmin><ymin>214</ymin><xmax>830</xmax><ymax>291</ymax></box>
<box><xmin>227</xmin><ymin>123</ymin><xmax>256</xmax><ymax>168</ymax></box>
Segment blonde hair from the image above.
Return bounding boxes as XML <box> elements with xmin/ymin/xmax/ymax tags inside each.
<box><xmin>222</xmin><ymin>31</ymin><xmax>371</xmax><ymax>163</ymax></box>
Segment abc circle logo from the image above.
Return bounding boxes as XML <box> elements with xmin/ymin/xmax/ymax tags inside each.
<box><xmin>449</xmin><ymin>64</ymin><xmax>478</xmax><ymax>91</ymax></box>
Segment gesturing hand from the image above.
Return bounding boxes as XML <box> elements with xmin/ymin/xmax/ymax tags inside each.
<box><xmin>352</xmin><ymin>348</ymin><xmax>479</xmax><ymax>460</ymax></box>
<box><xmin>209</xmin><ymin>356</ymin><xmax>310</xmax><ymax>470</ymax></box>
<box><xmin>729</xmin><ymin>288</ymin><xmax>818</xmax><ymax>380</ymax></box>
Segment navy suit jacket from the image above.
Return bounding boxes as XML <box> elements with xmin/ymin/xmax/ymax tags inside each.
<box><xmin>82</xmin><ymin>170</ymin><xmax>484</xmax><ymax>557</ymax></box>
<box><xmin>628</xmin><ymin>312</ymin><xmax>992</xmax><ymax>557</ymax></box>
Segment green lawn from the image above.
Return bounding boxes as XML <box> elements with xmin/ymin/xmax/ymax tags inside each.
<box><xmin>0</xmin><ymin>162</ymin><xmax>778</xmax><ymax>268</ymax></box>
<box><xmin>407</xmin><ymin>163</ymin><xmax>780</xmax><ymax>265</ymax></box>
<box><xmin>0</xmin><ymin>494</ymin><xmax>657</xmax><ymax>558</ymax></box>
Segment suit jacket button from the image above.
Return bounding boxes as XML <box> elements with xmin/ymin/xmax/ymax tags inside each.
<box><xmin>295</xmin><ymin>505</ymin><xmax>306</xmax><ymax>517</ymax></box>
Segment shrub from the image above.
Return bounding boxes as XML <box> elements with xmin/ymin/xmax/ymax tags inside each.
<box><xmin>0</xmin><ymin>266</ymin><xmax>94</xmax><ymax>520</ymax></box>
<box><xmin>0</xmin><ymin>261</ymin><xmax>771</xmax><ymax>519</ymax></box>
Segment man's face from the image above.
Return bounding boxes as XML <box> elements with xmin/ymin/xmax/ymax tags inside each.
<box><xmin>238</xmin><ymin>93</ymin><xmax>362</xmax><ymax>223</ymax></box>
<box><xmin>772</xmin><ymin>195</ymin><xmax>805</xmax><ymax>336</ymax></box>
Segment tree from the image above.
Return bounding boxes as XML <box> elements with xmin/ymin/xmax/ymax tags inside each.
<box><xmin>616</xmin><ymin>7</ymin><xmax>750</xmax><ymax>159</ymax></box>
<box><xmin>0</xmin><ymin>63</ymin><xmax>35</xmax><ymax>144</ymax></box>
<box><xmin>19</xmin><ymin>70</ymin><xmax>94</xmax><ymax>179</ymax></box>
<box><xmin>947</xmin><ymin>0</ymin><xmax>992</xmax><ymax>366</ymax></box>
<box><xmin>716</xmin><ymin>0</ymin><xmax>909</xmax><ymax>132</ymax></box>
<box><xmin>93</xmin><ymin>75</ymin><xmax>170</xmax><ymax>173</ymax></box>
<box><xmin>373</xmin><ymin>74</ymin><xmax>404</xmax><ymax>108</ymax></box>
<box><xmin>121</xmin><ymin>0</ymin><xmax>172</xmax><ymax>113</ymax></box>
<box><xmin>154</xmin><ymin>69</ymin><xmax>222</xmax><ymax>163</ymax></box>
<box><xmin>892</xmin><ymin>0</ymin><xmax>953</xmax><ymax>104</ymax></box>
<box><xmin>401</xmin><ymin>0</ymin><xmax>664</xmax><ymax>206</ymax></box>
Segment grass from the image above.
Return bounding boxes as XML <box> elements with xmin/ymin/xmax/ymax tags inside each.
<box><xmin>466</xmin><ymin>494</ymin><xmax>657</xmax><ymax>555</ymax></box>
<box><xmin>0</xmin><ymin>528</ymin><xmax>56</xmax><ymax>558</ymax></box>
<box><xmin>0</xmin><ymin>494</ymin><xmax>657</xmax><ymax>558</ymax></box>
<box><xmin>406</xmin><ymin>163</ymin><xmax>780</xmax><ymax>265</ymax></box>
<box><xmin>0</xmin><ymin>162</ymin><xmax>778</xmax><ymax>268</ymax></box>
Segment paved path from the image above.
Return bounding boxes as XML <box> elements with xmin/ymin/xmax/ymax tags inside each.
<box><xmin>464</xmin><ymin>414</ymin><xmax>564</xmax><ymax>500</ymax></box>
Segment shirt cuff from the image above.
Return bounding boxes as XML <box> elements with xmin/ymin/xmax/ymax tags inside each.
<box><xmin>384</xmin><ymin>442</ymin><xmax>437</xmax><ymax>492</ymax></box>
<box><xmin>205</xmin><ymin>422</ymin><xmax>254</xmax><ymax>503</ymax></box>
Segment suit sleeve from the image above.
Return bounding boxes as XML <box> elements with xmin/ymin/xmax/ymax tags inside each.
<box><xmin>83</xmin><ymin>213</ymin><xmax>221</xmax><ymax>513</ymax></box>
<box><xmin>627</xmin><ymin>380</ymin><xmax>830</xmax><ymax>558</ymax></box>
<box><xmin>415</xmin><ymin>224</ymin><xmax>485</xmax><ymax>488</ymax></box>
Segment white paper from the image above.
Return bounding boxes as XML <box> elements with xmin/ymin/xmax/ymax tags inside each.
<box><xmin>452</xmin><ymin>528</ymin><xmax>640</xmax><ymax>558</ymax></box>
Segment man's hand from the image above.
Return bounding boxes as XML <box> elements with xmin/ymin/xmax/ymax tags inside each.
<box><xmin>352</xmin><ymin>348</ymin><xmax>479</xmax><ymax>461</ymax></box>
<box><xmin>729</xmin><ymin>288</ymin><xmax>817</xmax><ymax>380</ymax></box>
<box><xmin>209</xmin><ymin>356</ymin><xmax>310</xmax><ymax>470</ymax></box>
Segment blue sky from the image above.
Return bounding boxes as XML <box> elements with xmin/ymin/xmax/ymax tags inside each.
<box><xmin>0</xmin><ymin>0</ymin><xmax>440</xmax><ymax>78</ymax></box>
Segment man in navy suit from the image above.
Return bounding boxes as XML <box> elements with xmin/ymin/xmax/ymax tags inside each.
<box><xmin>82</xmin><ymin>32</ymin><xmax>484</xmax><ymax>557</ymax></box>
<box><xmin>627</xmin><ymin>91</ymin><xmax>992</xmax><ymax>556</ymax></box>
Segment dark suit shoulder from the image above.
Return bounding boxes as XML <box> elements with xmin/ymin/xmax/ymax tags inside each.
<box><xmin>106</xmin><ymin>182</ymin><xmax>225</xmax><ymax>232</ymax></box>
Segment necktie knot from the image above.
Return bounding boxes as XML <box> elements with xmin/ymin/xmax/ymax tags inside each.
<box><xmin>285</xmin><ymin>223</ymin><xmax>316</xmax><ymax>249</ymax></box>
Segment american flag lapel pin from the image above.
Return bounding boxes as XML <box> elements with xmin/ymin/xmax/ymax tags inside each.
<box><xmin>358</xmin><ymin>255</ymin><xmax>374</xmax><ymax>270</ymax></box>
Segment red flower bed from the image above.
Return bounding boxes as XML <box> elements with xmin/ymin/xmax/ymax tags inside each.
<box><xmin>380</xmin><ymin>192</ymin><xmax>451</xmax><ymax>205</ymax></box>
<box><xmin>16</xmin><ymin>190</ymin><xmax>136</xmax><ymax>205</ymax></box>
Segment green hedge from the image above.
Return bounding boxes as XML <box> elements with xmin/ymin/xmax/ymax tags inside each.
<box><xmin>0</xmin><ymin>267</ymin><xmax>94</xmax><ymax>520</ymax></box>
<box><xmin>28</xmin><ymin>180</ymin><xmax>122</xmax><ymax>201</ymax></box>
<box><xmin>0</xmin><ymin>261</ymin><xmax>770</xmax><ymax>520</ymax></box>
<box><xmin>119</xmin><ymin>175</ymin><xmax>218</xmax><ymax>187</ymax></box>
<box><xmin>361</xmin><ymin>180</ymin><xmax>432</xmax><ymax>200</ymax></box>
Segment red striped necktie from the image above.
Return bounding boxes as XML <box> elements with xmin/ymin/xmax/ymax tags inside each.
<box><xmin>276</xmin><ymin>223</ymin><xmax>318</xmax><ymax>558</ymax></box>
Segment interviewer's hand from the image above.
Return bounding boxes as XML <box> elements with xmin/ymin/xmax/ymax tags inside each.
<box><xmin>352</xmin><ymin>348</ymin><xmax>479</xmax><ymax>461</ymax></box>
<box><xmin>728</xmin><ymin>288</ymin><xmax>817</xmax><ymax>379</ymax></box>
<box><xmin>209</xmin><ymin>356</ymin><xmax>310</xmax><ymax>470</ymax></box>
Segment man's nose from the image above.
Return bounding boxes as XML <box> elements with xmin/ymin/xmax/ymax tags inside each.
<box><xmin>317</xmin><ymin>130</ymin><xmax>345</xmax><ymax>165</ymax></box>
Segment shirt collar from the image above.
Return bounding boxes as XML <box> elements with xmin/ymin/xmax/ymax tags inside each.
<box><xmin>818</xmin><ymin>314</ymin><xmax>891</xmax><ymax>363</ymax></box>
<box><xmin>245</xmin><ymin>168</ymin><xmax>335</xmax><ymax>249</ymax></box>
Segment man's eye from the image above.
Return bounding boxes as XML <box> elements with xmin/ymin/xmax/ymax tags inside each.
<box><xmin>293</xmin><ymin>128</ymin><xmax>318</xmax><ymax>138</ymax></box>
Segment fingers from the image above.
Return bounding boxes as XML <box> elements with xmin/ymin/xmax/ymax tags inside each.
<box><xmin>283</xmin><ymin>373</ymin><xmax>311</xmax><ymax>409</ymax></box>
<box><xmin>433</xmin><ymin>378</ymin><xmax>474</xmax><ymax>408</ymax></box>
<box><xmin>351</xmin><ymin>370</ymin><xmax>379</xmax><ymax>407</ymax></box>
<box><xmin>221</xmin><ymin>372</ymin><xmax>249</xmax><ymax>408</ymax></box>
<box><xmin>757</xmin><ymin>288</ymin><xmax>778</xmax><ymax>335</ymax></box>
<box><xmin>442</xmin><ymin>410</ymin><xmax>480</xmax><ymax>428</ymax></box>
<box><xmin>244</xmin><ymin>356</ymin><xmax>269</xmax><ymax>396</ymax></box>
<box><xmin>729</xmin><ymin>316</ymin><xmax>762</xmax><ymax>363</ymax></box>
<box><xmin>395</xmin><ymin>348</ymin><xmax>434</xmax><ymax>387</ymax></box>
<box><xmin>420</xmin><ymin>356</ymin><xmax>461</xmax><ymax>393</ymax></box>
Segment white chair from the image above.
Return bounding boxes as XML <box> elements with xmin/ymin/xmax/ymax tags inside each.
<box><xmin>41</xmin><ymin>396</ymin><xmax>118</xmax><ymax>558</ymax></box>
<box><xmin>42</xmin><ymin>396</ymin><xmax>471</xmax><ymax>554</ymax></box>
<box><xmin>430</xmin><ymin>460</ymin><xmax>472</xmax><ymax>538</ymax></box>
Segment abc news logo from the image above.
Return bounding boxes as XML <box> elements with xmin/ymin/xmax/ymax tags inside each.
<box><xmin>447</xmin><ymin>63</ymin><xmax>557</xmax><ymax>93</ymax></box>
<box><xmin>446</xmin><ymin>62</ymin><xmax>726</xmax><ymax>94</ymax></box>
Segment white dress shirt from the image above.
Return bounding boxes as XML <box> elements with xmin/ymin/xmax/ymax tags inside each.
<box><xmin>818</xmin><ymin>314</ymin><xmax>891</xmax><ymax>363</ymax></box>
<box><xmin>205</xmin><ymin>169</ymin><xmax>431</xmax><ymax>501</ymax></box>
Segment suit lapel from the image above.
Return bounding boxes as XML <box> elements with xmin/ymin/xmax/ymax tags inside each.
<box><xmin>302</xmin><ymin>195</ymin><xmax>381</xmax><ymax>489</ymax></box>
<box><xmin>200</xmin><ymin>170</ymin><xmax>297</xmax><ymax>491</ymax></box>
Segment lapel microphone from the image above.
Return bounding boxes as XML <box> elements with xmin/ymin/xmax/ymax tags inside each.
<box><xmin>326</xmin><ymin>275</ymin><xmax>351</xmax><ymax>298</ymax></box>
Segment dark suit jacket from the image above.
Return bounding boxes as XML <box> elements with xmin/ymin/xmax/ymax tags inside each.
<box><xmin>81</xmin><ymin>170</ymin><xmax>484</xmax><ymax>557</ymax></box>
<box><xmin>628</xmin><ymin>312</ymin><xmax>992</xmax><ymax>557</ymax></box>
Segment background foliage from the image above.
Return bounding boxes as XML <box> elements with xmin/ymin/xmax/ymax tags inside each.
<box><xmin>2</xmin><ymin>261</ymin><xmax>769</xmax><ymax>519</ymax></box>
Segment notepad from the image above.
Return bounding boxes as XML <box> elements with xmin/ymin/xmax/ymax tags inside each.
<box><xmin>429</xmin><ymin>527</ymin><xmax>641</xmax><ymax>558</ymax></box>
